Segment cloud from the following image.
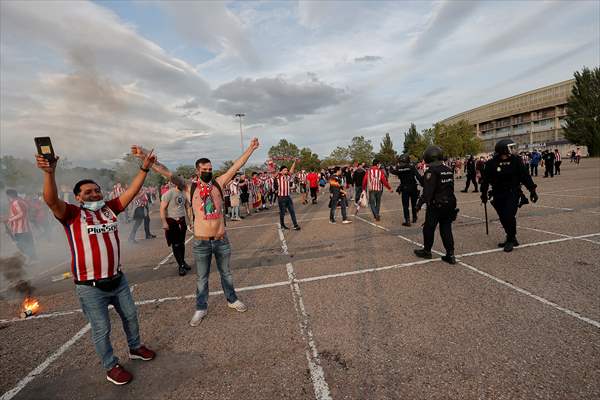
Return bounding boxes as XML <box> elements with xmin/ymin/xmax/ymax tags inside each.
<box><xmin>161</xmin><ymin>1</ymin><xmax>259</xmax><ymax>67</ymax></box>
<box><xmin>354</xmin><ymin>56</ymin><xmax>383</xmax><ymax>63</ymax></box>
<box><xmin>412</xmin><ymin>0</ymin><xmax>479</xmax><ymax>55</ymax></box>
<box><xmin>211</xmin><ymin>75</ymin><xmax>349</xmax><ymax>124</ymax></box>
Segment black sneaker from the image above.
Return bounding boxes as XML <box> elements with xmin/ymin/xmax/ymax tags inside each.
<box><xmin>503</xmin><ymin>241</ymin><xmax>514</xmax><ymax>252</ymax></box>
<box><xmin>414</xmin><ymin>249</ymin><xmax>433</xmax><ymax>259</ymax></box>
<box><xmin>441</xmin><ymin>255</ymin><xmax>456</xmax><ymax>265</ymax></box>
<box><xmin>293</xmin><ymin>225</ymin><xmax>301</xmax><ymax>231</ymax></box>
<box><xmin>178</xmin><ymin>265</ymin><xmax>186</xmax><ymax>276</ymax></box>
<box><xmin>498</xmin><ymin>239</ymin><xmax>520</xmax><ymax>248</ymax></box>
<box><xmin>402</xmin><ymin>221</ymin><xmax>411</xmax><ymax>227</ymax></box>
<box><xmin>183</xmin><ymin>263</ymin><xmax>192</xmax><ymax>271</ymax></box>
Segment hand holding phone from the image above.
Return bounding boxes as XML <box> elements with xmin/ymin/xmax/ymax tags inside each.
<box><xmin>34</xmin><ymin>137</ymin><xmax>56</xmax><ymax>162</ymax></box>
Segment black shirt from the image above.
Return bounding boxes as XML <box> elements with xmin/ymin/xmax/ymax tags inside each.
<box><xmin>480</xmin><ymin>154</ymin><xmax>536</xmax><ymax>194</ymax></box>
<box><xmin>390</xmin><ymin>163</ymin><xmax>423</xmax><ymax>190</ymax></box>
<box><xmin>417</xmin><ymin>162</ymin><xmax>456</xmax><ymax>209</ymax></box>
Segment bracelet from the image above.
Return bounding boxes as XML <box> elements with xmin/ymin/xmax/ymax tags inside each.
<box><xmin>140</xmin><ymin>166</ymin><xmax>150</xmax><ymax>173</ymax></box>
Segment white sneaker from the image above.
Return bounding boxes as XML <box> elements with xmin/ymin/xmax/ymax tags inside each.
<box><xmin>227</xmin><ymin>300</ymin><xmax>248</xmax><ymax>312</ymax></box>
<box><xmin>189</xmin><ymin>309</ymin><xmax>207</xmax><ymax>327</ymax></box>
<box><xmin>342</xmin><ymin>220</ymin><xmax>353</xmax><ymax>224</ymax></box>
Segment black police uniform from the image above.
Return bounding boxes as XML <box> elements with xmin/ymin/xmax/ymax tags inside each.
<box><xmin>462</xmin><ymin>156</ymin><xmax>478</xmax><ymax>192</ymax></box>
<box><xmin>480</xmin><ymin>154</ymin><xmax>537</xmax><ymax>251</ymax></box>
<box><xmin>416</xmin><ymin>161</ymin><xmax>457</xmax><ymax>260</ymax></box>
<box><xmin>390</xmin><ymin>161</ymin><xmax>423</xmax><ymax>225</ymax></box>
<box><xmin>542</xmin><ymin>151</ymin><xmax>555</xmax><ymax>178</ymax></box>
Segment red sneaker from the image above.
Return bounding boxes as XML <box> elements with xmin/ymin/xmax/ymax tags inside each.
<box><xmin>129</xmin><ymin>345</ymin><xmax>156</xmax><ymax>361</ymax></box>
<box><xmin>106</xmin><ymin>364</ymin><xmax>133</xmax><ymax>385</ymax></box>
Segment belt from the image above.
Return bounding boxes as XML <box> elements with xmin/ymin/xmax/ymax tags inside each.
<box><xmin>195</xmin><ymin>235</ymin><xmax>225</xmax><ymax>241</ymax></box>
<box><xmin>75</xmin><ymin>271</ymin><xmax>122</xmax><ymax>286</ymax></box>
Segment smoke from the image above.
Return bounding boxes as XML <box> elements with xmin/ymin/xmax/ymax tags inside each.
<box><xmin>0</xmin><ymin>252</ymin><xmax>34</xmax><ymax>301</ymax></box>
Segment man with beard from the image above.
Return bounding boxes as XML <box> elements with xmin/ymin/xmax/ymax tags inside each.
<box><xmin>274</xmin><ymin>160</ymin><xmax>301</xmax><ymax>230</ymax></box>
<box><xmin>133</xmin><ymin>139</ymin><xmax>260</xmax><ymax>326</ymax></box>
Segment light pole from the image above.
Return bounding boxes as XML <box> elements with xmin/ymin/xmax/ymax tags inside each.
<box><xmin>235</xmin><ymin>113</ymin><xmax>245</xmax><ymax>154</ymax></box>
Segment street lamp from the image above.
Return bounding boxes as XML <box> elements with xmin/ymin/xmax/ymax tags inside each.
<box><xmin>235</xmin><ymin>113</ymin><xmax>245</xmax><ymax>154</ymax></box>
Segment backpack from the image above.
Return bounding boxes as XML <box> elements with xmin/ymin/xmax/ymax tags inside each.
<box><xmin>189</xmin><ymin>179</ymin><xmax>226</xmax><ymax>226</ymax></box>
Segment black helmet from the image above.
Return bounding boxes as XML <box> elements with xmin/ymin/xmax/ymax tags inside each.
<box><xmin>423</xmin><ymin>145</ymin><xmax>443</xmax><ymax>163</ymax></box>
<box><xmin>398</xmin><ymin>154</ymin><xmax>410</xmax><ymax>163</ymax></box>
<box><xmin>495</xmin><ymin>139</ymin><xmax>516</xmax><ymax>155</ymax></box>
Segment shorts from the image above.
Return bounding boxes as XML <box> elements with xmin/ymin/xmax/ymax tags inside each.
<box><xmin>230</xmin><ymin>194</ymin><xmax>240</xmax><ymax>207</ymax></box>
<box><xmin>240</xmin><ymin>192</ymin><xmax>250</xmax><ymax>203</ymax></box>
<box><xmin>300</xmin><ymin>183</ymin><xmax>307</xmax><ymax>193</ymax></box>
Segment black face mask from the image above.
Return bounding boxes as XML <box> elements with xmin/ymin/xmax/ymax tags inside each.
<box><xmin>200</xmin><ymin>172</ymin><xmax>212</xmax><ymax>183</ymax></box>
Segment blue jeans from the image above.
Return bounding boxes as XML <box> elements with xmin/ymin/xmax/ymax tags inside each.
<box><xmin>368</xmin><ymin>190</ymin><xmax>383</xmax><ymax>217</ymax></box>
<box><xmin>193</xmin><ymin>237</ymin><xmax>238</xmax><ymax>310</ymax></box>
<box><xmin>277</xmin><ymin>196</ymin><xmax>298</xmax><ymax>227</ymax></box>
<box><xmin>76</xmin><ymin>274</ymin><xmax>140</xmax><ymax>370</ymax></box>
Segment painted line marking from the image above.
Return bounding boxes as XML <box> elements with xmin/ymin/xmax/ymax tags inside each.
<box><xmin>277</xmin><ymin>223</ymin><xmax>289</xmax><ymax>255</ymax></box>
<box><xmin>287</xmin><ymin>263</ymin><xmax>332</xmax><ymax>400</ymax></box>
<box><xmin>458</xmin><ymin>260</ymin><xmax>600</xmax><ymax>329</ymax></box>
<box><xmin>153</xmin><ymin>235</ymin><xmax>194</xmax><ymax>270</ymax></box>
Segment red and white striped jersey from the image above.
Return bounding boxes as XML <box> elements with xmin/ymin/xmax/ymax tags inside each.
<box><xmin>297</xmin><ymin>172</ymin><xmax>307</xmax><ymax>184</ymax></box>
<box><xmin>363</xmin><ymin>167</ymin><xmax>392</xmax><ymax>191</ymax></box>
<box><xmin>58</xmin><ymin>199</ymin><xmax>124</xmax><ymax>281</ymax></box>
<box><xmin>521</xmin><ymin>154</ymin><xmax>529</xmax><ymax>165</ymax></box>
<box><xmin>228</xmin><ymin>181</ymin><xmax>240</xmax><ymax>195</ymax></box>
<box><xmin>555</xmin><ymin>151</ymin><xmax>561</xmax><ymax>162</ymax></box>
<box><xmin>276</xmin><ymin>174</ymin><xmax>293</xmax><ymax>197</ymax></box>
<box><xmin>133</xmin><ymin>192</ymin><xmax>149</xmax><ymax>208</ymax></box>
<box><xmin>8</xmin><ymin>198</ymin><xmax>30</xmax><ymax>234</ymax></box>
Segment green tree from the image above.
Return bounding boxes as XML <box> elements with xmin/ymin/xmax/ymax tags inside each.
<box><xmin>348</xmin><ymin>136</ymin><xmax>374</xmax><ymax>164</ymax></box>
<box><xmin>298</xmin><ymin>147</ymin><xmax>321</xmax><ymax>171</ymax></box>
<box><xmin>322</xmin><ymin>146</ymin><xmax>351</xmax><ymax>167</ymax></box>
<box><xmin>409</xmin><ymin>128</ymin><xmax>435</xmax><ymax>160</ymax></box>
<box><xmin>268</xmin><ymin>139</ymin><xmax>300</xmax><ymax>168</ymax></box>
<box><xmin>403</xmin><ymin>123</ymin><xmax>419</xmax><ymax>154</ymax></box>
<box><xmin>433</xmin><ymin>120</ymin><xmax>481</xmax><ymax>157</ymax></box>
<box><xmin>564</xmin><ymin>66</ymin><xmax>600</xmax><ymax>156</ymax></box>
<box><xmin>376</xmin><ymin>132</ymin><xmax>398</xmax><ymax>165</ymax></box>
<box><xmin>175</xmin><ymin>165</ymin><xmax>196</xmax><ymax>179</ymax></box>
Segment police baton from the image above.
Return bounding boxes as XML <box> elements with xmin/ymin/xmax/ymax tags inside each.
<box><xmin>483</xmin><ymin>202</ymin><xmax>489</xmax><ymax>235</ymax></box>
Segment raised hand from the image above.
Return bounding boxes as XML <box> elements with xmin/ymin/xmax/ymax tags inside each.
<box><xmin>130</xmin><ymin>145</ymin><xmax>148</xmax><ymax>160</ymax></box>
<box><xmin>250</xmin><ymin>137</ymin><xmax>259</xmax><ymax>150</ymax></box>
<box><xmin>35</xmin><ymin>154</ymin><xmax>59</xmax><ymax>174</ymax></box>
<box><xmin>142</xmin><ymin>149</ymin><xmax>157</xmax><ymax>170</ymax></box>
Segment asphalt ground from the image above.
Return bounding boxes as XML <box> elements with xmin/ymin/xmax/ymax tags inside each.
<box><xmin>1</xmin><ymin>159</ymin><xmax>599</xmax><ymax>399</ymax></box>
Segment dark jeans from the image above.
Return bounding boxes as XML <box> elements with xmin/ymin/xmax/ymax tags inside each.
<box><xmin>329</xmin><ymin>192</ymin><xmax>348</xmax><ymax>221</ymax></box>
<box><xmin>166</xmin><ymin>217</ymin><xmax>187</xmax><ymax>266</ymax></box>
<box><xmin>14</xmin><ymin>232</ymin><xmax>36</xmax><ymax>259</ymax></box>
<box><xmin>530</xmin><ymin>164</ymin><xmax>538</xmax><ymax>176</ymax></box>
<box><xmin>423</xmin><ymin>207</ymin><xmax>454</xmax><ymax>255</ymax></box>
<box><xmin>278</xmin><ymin>196</ymin><xmax>298</xmax><ymax>227</ymax></box>
<box><xmin>354</xmin><ymin>186</ymin><xmax>363</xmax><ymax>204</ymax></box>
<box><xmin>76</xmin><ymin>274</ymin><xmax>140</xmax><ymax>370</ymax></box>
<box><xmin>555</xmin><ymin>161</ymin><xmax>561</xmax><ymax>175</ymax></box>
<box><xmin>544</xmin><ymin>162</ymin><xmax>554</xmax><ymax>178</ymax></box>
<box><xmin>464</xmin><ymin>174</ymin><xmax>478</xmax><ymax>191</ymax></box>
<box><xmin>310</xmin><ymin>187</ymin><xmax>318</xmax><ymax>203</ymax></box>
<box><xmin>401</xmin><ymin>190</ymin><xmax>418</xmax><ymax>222</ymax></box>
<box><xmin>129</xmin><ymin>216</ymin><xmax>151</xmax><ymax>240</ymax></box>
<box><xmin>368</xmin><ymin>190</ymin><xmax>383</xmax><ymax>218</ymax></box>
<box><xmin>192</xmin><ymin>237</ymin><xmax>238</xmax><ymax>310</ymax></box>
<box><xmin>491</xmin><ymin>190</ymin><xmax>520</xmax><ymax>241</ymax></box>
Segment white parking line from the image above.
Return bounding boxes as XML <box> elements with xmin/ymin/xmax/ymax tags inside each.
<box><xmin>277</xmin><ymin>224</ymin><xmax>289</xmax><ymax>255</ymax></box>
<box><xmin>286</xmin><ymin>263</ymin><xmax>332</xmax><ymax>400</ymax></box>
<box><xmin>459</xmin><ymin>260</ymin><xmax>600</xmax><ymax>329</ymax></box>
<box><xmin>153</xmin><ymin>235</ymin><xmax>194</xmax><ymax>270</ymax></box>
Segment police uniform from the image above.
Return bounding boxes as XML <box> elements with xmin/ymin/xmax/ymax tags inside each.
<box><xmin>462</xmin><ymin>156</ymin><xmax>478</xmax><ymax>192</ymax></box>
<box><xmin>480</xmin><ymin>139</ymin><xmax>538</xmax><ymax>252</ymax></box>
<box><xmin>542</xmin><ymin>150</ymin><xmax>555</xmax><ymax>178</ymax></box>
<box><xmin>390</xmin><ymin>155</ymin><xmax>423</xmax><ymax>226</ymax></box>
<box><xmin>414</xmin><ymin>146</ymin><xmax>457</xmax><ymax>264</ymax></box>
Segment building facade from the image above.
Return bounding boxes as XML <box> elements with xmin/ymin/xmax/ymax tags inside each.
<box><xmin>439</xmin><ymin>79</ymin><xmax>586</xmax><ymax>154</ymax></box>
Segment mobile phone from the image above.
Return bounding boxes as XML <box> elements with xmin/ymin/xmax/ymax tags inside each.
<box><xmin>34</xmin><ymin>137</ymin><xmax>56</xmax><ymax>162</ymax></box>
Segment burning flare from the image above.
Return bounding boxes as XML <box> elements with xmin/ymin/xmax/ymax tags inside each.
<box><xmin>20</xmin><ymin>297</ymin><xmax>40</xmax><ymax>318</ymax></box>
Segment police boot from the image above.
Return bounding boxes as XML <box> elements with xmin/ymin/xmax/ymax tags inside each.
<box><xmin>402</xmin><ymin>220</ymin><xmax>411</xmax><ymax>227</ymax></box>
<box><xmin>441</xmin><ymin>254</ymin><xmax>456</xmax><ymax>265</ymax></box>
<box><xmin>498</xmin><ymin>238</ymin><xmax>520</xmax><ymax>248</ymax></box>
<box><xmin>414</xmin><ymin>249</ymin><xmax>433</xmax><ymax>259</ymax></box>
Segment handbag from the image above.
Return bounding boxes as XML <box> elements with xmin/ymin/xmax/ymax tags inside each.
<box><xmin>358</xmin><ymin>191</ymin><xmax>368</xmax><ymax>208</ymax></box>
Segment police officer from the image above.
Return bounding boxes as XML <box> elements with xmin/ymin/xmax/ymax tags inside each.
<box><xmin>390</xmin><ymin>154</ymin><xmax>423</xmax><ymax>226</ymax></box>
<box><xmin>480</xmin><ymin>139</ymin><xmax>538</xmax><ymax>252</ymax></box>
<box><xmin>461</xmin><ymin>155</ymin><xmax>478</xmax><ymax>193</ymax></box>
<box><xmin>542</xmin><ymin>149</ymin><xmax>555</xmax><ymax>178</ymax></box>
<box><xmin>413</xmin><ymin>145</ymin><xmax>457</xmax><ymax>265</ymax></box>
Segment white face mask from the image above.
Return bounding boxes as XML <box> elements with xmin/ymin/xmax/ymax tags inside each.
<box><xmin>82</xmin><ymin>200</ymin><xmax>105</xmax><ymax>211</ymax></box>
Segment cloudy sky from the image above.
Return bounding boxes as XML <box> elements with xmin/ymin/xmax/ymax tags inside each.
<box><xmin>1</xmin><ymin>0</ymin><xmax>598</xmax><ymax>168</ymax></box>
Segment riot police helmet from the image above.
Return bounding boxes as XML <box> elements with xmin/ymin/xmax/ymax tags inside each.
<box><xmin>495</xmin><ymin>139</ymin><xmax>516</xmax><ymax>155</ymax></box>
<box><xmin>422</xmin><ymin>145</ymin><xmax>443</xmax><ymax>163</ymax></box>
<box><xmin>398</xmin><ymin>153</ymin><xmax>410</xmax><ymax>164</ymax></box>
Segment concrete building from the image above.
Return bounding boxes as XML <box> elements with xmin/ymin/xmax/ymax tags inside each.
<box><xmin>439</xmin><ymin>79</ymin><xmax>587</xmax><ymax>155</ymax></box>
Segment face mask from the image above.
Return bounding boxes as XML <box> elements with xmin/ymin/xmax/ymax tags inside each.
<box><xmin>82</xmin><ymin>200</ymin><xmax>105</xmax><ymax>211</ymax></box>
<box><xmin>200</xmin><ymin>172</ymin><xmax>212</xmax><ymax>183</ymax></box>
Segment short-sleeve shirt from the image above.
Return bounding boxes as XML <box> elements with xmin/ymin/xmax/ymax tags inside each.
<box><xmin>162</xmin><ymin>188</ymin><xmax>187</xmax><ymax>219</ymax></box>
<box><xmin>57</xmin><ymin>199</ymin><xmax>124</xmax><ymax>281</ymax></box>
<box><xmin>8</xmin><ymin>198</ymin><xmax>30</xmax><ymax>234</ymax></box>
